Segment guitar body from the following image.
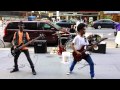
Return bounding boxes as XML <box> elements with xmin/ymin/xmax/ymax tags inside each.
<box><xmin>72</xmin><ymin>46</ymin><xmax>87</xmax><ymax>62</ymax></box>
<box><xmin>58</xmin><ymin>45</ymin><xmax>66</xmax><ymax>55</ymax></box>
<box><xmin>57</xmin><ymin>37</ymin><xmax>66</xmax><ymax>55</ymax></box>
<box><xmin>11</xmin><ymin>45</ymin><xmax>21</xmax><ymax>57</ymax></box>
<box><xmin>72</xmin><ymin>37</ymin><xmax>108</xmax><ymax>61</ymax></box>
<box><xmin>11</xmin><ymin>35</ymin><xmax>42</xmax><ymax>57</ymax></box>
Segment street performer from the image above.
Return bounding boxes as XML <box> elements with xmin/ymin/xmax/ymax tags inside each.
<box><xmin>10</xmin><ymin>21</ymin><xmax>36</xmax><ymax>75</ymax></box>
<box><xmin>66</xmin><ymin>23</ymin><xmax>95</xmax><ymax>79</ymax></box>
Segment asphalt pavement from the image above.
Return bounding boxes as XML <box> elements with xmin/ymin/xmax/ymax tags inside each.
<box><xmin>0</xmin><ymin>45</ymin><xmax>120</xmax><ymax>79</ymax></box>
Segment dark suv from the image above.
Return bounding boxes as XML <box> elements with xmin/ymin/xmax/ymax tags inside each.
<box><xmin>3</xmin><ymin>21</ymin><xmax>69</xmax><ymax>44</ymax></box>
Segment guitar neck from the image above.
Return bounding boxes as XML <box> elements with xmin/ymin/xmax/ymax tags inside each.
<box><xmin>81</xmin><ymin>45</ymin><xmax>93</xmax><ymax>54</ymax></box>
<box><xmin>18</xmin><ymin>36</ymin><xmax>41</xmax><ymax>50</ymax></box>
<box><xmin>81</xmin><ymin>38</ymin><xmax>107</xmax><ymax>53</ymax></box>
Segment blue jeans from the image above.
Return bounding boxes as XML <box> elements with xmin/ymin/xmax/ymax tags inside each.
<box><xmin>70</xmin><ymin>55</ymin><xmax>94</xmax><ymax>77</ymax></box>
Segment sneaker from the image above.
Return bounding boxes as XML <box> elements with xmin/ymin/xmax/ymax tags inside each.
<box><xmin>116</xmin><ymin>46</ymin><xmax>118</xmax><ymax>48</ymax></box>
<box><xmin>91</xmin><ymin>77</ymin><xmax>96</xmax><ymax>79</ymax></box>
<box><xmin>66</xmin><ymin>71</ymin><xmax>72</xmax><ymax>75</ymax></box>
<box><xmin>32</xmin><ymin>70</ymin><xmax>36</xmax><ymax>75</ymax></box>
<box><xmin>116</xmin><ymin>44</ymin><xmax>118</xmax><ymax>48</ymax></box>
<box><xmin>10</xmin><ymin>68</ymin><xmax>19</xmax><ymax>73</ymax></box>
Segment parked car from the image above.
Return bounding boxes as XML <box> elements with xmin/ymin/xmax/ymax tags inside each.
<box><xmin>3</xmin><ymin>21</ymin><xmax>70</xmax><ymax>44</ymax></box>
<box><xmin>56</xmin><ymin>20</ymin><xmax>76</xmax><ymax>28</ymax></box>
<box><xmin>91</xmin><ymin>19</ymin><xmax>119</xmax><ymax>29</ymax></box>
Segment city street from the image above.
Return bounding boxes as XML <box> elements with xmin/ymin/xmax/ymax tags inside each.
<box><xmin>0</xmin><ymin>11</ymin><xmax>120</xmax><ymax>79</ymax></box>
<box><xmin>0</xmin><ymin>27</ymin><xmax>120</xmax><ymax>79</ymax></box>
<box><xmin>0</xmin><ymin>46</ymin><xmax>120</xmax><ymax>79</ymax></box>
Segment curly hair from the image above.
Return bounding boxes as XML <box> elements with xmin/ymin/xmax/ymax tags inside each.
<box><xmin>77</xmin><ymin>23</ymin><xmax>86</xmax><ymax>32</ymax></box>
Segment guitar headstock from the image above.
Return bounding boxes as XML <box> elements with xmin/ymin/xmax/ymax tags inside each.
<box><xmin>94</xmin><ymin>37</ymin><xmax>108</xmax><ymax>45</ymax></box>
<box><xmin>100</xmin><ymin>38</ymin><xmax>108</xmax><ymax>41</ymax></box>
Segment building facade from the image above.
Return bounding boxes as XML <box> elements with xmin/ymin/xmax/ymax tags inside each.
<box><xmin>0</xmin><ymin>11</ymin><xmax>27</xmax><ymax>20</ymax></box>
<box><xmin>99</xmin><ymin>11</ymin><xmax>120</xmax><ymax>22</ymax></box>
<box><xmin>0</xmin><ymin>11</ymin><xmax>100</xmax><ymax>22</ymax></box>
<box><xmin>48</xmin><ymin>11</ymin><xmax>99</xmax><ymax>23</ymax></box>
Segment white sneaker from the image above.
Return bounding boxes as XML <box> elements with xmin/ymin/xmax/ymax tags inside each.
<box><xmin>66</xmin><ymin>72</ymin><xmax>72</xmax><ymax>75</ymax></box>
<box><xmin>91</xmin><ymin>77</ymin><xmax>96</xmax><ymax>79</ymax></box>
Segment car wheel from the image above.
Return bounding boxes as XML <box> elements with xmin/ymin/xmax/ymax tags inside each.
<box><xmin>98</xmin><ymin>25</ymin><xmax>101</xmax><ymax>29</ymax></box>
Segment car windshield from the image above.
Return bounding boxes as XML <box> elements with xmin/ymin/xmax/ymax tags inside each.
<box><xmin>50</xmin><ymin>22</ymin><xmax>62</xmax><ymax>30</ymax></box>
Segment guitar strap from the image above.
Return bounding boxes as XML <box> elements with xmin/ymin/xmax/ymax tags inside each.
<box><xmin>84</xmin><ymin>36</ymin><xmax>87</xmax><ymax>49</ymax></box>
<box><xmin>84</xmin><ymin>36</ymin><xmax>87</xmax><ymax>43</ymax></box>
<box><xmin>84</xmin><ymin>36</ymin><xmax>90</xmax><ymax>55</ymax></box>
<box><xmin>23</xmin><ymin>31</ymin><xmax>28</xmax><ymax>44</ymax></box>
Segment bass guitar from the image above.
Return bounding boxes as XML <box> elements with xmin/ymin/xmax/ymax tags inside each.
<box><xmin>72</xmin><ymin>37</ymin><xmax>108</xmax><ymax>62</ymax></box>
<box><xmin>11</xmin><ymin>35</ymin><xmax>41</xmax><ymax>57</ymax></box>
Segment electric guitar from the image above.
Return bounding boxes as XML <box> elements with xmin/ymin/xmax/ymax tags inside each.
<box><xmin>57</xmin><ymin>39</ymin><xmax>66</xmax><ymax>55</ymax></box>
<box><xmin>57</xmin><ymin>33</ymin><xmax>67</xmax><ymax>55</ymax></box>
<box><xmin>11</xmin><ymin>35</ymin><xmax>41</xmax><ymax>57</ymax></box>
<box><xmin>72</xmin><ymin>37</ymin><xmax>108</xmax><ymax>62</ymax></box>
<box><xmin>53</xmin><ymin>31</ymin><xmax>66</xmax><ymax>55</ymax></box>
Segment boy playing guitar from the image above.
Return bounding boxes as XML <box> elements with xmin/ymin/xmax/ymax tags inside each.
<box><xmin>66</xmin><ymin>23</ymin><xmax>96</xmax><ymax>79</ymax></box>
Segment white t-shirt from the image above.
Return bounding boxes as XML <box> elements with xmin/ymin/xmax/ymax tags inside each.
<box><xmin>76</xmin><ymin>20</ymin><xmax>80</xmax><ymax>27</ymax></box>
<box><xmin>72</xmin><ymin>35</ymin><xmax>89</xmax><ymax>50</ymax></box>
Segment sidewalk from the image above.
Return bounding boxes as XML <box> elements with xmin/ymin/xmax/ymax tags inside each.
<box><xmin>0</xmin><ymin>47</ymin><xmax>120</xmax><ymax>79</ymax></box>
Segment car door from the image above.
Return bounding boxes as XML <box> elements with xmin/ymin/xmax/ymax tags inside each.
<box><xmin>103</xmin><ymin>20</ymin><xmax>113</xmax><ymax>28</ymax></box>
<box><xmin>38</xmin><ymin>22</ymin><xmax>57</xmax><ymax>44</ymax></box>
<box><xmin>5</xmin><ymin>22</ymin><xmax>19</xmax><ymax>42</ymax></box>
<box><xmin>101</xmin><ymin>20</ymin><xmax>108</xmax><ymax>28</ymax></box>
<box><xmin>107</xmin><ymin>20</ymin><xmax>115</xmax><ymax>28</ymax></box>
<box><xmin>23</xmin><ymin>22</ymin><xmax>39</xmax><ymax>40</ymax></box>
<box><xmin>97</xmin><ymin>20</ymin><xmax>104</xmax><ymax>28</ymax></box>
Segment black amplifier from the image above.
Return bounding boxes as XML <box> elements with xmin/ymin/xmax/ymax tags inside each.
<box><xmin>34</xmin><ymin>40</ymin><xmax>47</xmax><ymax>53</ymax></box>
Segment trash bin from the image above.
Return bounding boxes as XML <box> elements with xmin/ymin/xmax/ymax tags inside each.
<box><xmin>34</xmin><ymin>40</ymin><xmax>47</xmax><ymax>53</ymax></box>
<box><xmin>62</xmin><ymin>52</ymin><xmax>71</xmax><ymax>64</ymax></box>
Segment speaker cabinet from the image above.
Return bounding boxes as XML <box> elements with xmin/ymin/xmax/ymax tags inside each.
<box><xmin>34</xmin><ymin>40</ymin><xmax>47</xmax><ymax>53</ymax></box>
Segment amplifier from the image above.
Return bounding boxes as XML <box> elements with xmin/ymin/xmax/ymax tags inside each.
<box><xmin>92</xmin><ymin>44</ymin><xmax>106</xmax><ymax>54</ymax></box>
<box><xmin>34</xmin><ymin>40</ymin><xmax>47</xmax><ymax>53</ymax></box>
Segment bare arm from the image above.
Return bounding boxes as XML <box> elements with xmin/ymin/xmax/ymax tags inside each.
<box><xmin>12</xmin><ymin>32</ymin><xmax>16</xmax><ymax>46</ymax></box>
<box><xmin>26</xmin><ymin>32</ymin><xmax>30</xmax><ymax>41</ymax></box>
<box><xmin>12</xmin><ymin>32</ymin><xmax>17</xmax><ymax>49</ymax></box>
